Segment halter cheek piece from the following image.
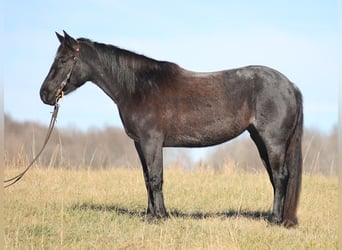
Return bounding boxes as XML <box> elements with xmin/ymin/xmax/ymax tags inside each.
<box><xmin>55</xmin><ymin>55</ymin><xmax>78</xmax><ymax>103</ymax></box>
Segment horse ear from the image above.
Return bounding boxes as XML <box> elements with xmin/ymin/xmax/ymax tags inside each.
<box><xmin>62</xmin><ymin>30</ymin><xmax>80</xmax><ymax>52</ymax></box>
<box><xmin>55</xmin><ymin>32</ymin><xmax>64</xmax><ymax>44</ymax></box>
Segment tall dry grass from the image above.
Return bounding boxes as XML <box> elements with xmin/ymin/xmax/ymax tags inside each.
<box><xmin>4</xmin><ymin>165</ymin><xmax>338</xmax><ymax>249</ymax></box>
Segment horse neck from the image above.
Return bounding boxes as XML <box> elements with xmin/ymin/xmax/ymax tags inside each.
<box><xmin>85</xmin><ymin>41</ymin><xmax>161</xmax><ymax>104</ymax></box>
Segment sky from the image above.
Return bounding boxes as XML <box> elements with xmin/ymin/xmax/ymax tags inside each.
<box><xmin>3</xmin><ymin>1</ymin><xmax>338</xmax><ymax>136</ymax></box>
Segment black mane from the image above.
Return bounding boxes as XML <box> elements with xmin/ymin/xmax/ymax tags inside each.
<box><xmin>78</xmin><ymin>38</ymin><xmax>179</xmax><ymax>95</ymax></box>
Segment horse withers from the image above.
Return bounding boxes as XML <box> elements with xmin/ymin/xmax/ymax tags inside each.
<box><xmin>40</xmin><ymin>31</ymin><xmax>303</xmax><ymax>227</ymax></box>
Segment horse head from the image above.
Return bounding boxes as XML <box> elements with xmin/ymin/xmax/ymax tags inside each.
<box><xmin>40</xmin><ymin>31</ymin><xmax>89</xmax><ymax>105</ymax></box>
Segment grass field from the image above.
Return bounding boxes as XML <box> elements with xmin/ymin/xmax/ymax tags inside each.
<box><xmin>4</xmin><ymin>167</ymin><xmax>338</xmax><ymax>249</ymax></box>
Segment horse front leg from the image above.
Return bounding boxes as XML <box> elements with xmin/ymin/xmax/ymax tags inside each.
<box><xmin>134</xmin><ymin>140</ymin><xmax>167</xmax><ymax>218</ymax></box>
<box><xmin>134</xmin><ymin>141</ymin><xmax>154</xmax><ymax>215</ymax></box>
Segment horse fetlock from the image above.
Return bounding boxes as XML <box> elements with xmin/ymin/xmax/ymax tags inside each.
<box><xmin>152</xmin><ymin>191</ymin><xmax>167</xmax><ymax>217</ymax></box>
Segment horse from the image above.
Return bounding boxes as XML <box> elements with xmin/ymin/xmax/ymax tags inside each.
<box><xmin>40</xmin><ymin>31</ymin><xmax>303</xmax><ymax>227</ymax></box>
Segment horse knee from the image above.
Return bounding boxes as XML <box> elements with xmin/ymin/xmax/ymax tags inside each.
<box><xmin>148</xmin><ymin>175</ymin><xmax>163</xmax><ymax>191</ymax></box>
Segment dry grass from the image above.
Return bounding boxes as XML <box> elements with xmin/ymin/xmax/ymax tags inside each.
<box><xmin>4</xmin><ymin>166</ymin><xmax>338</xmax><ymax>249</ymax></box>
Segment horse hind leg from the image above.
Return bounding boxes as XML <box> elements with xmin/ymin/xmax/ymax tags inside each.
<box><xmin>266</xmin><ymin>131</ymin><xmax>302</xmax><ymax>228</ymax></box>
<box><xmin>248</xmin><ymin>125</ymin><xmax>290</xmax><ymax>225</ymax></box>
<box><xmin>267</xmin><ymin>146</ymin><xmax>289</xmax><ymax>224</ymax></box>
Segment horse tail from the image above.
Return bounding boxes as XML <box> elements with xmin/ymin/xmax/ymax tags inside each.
<box><xmin>283</xmin><ymin>88</ymin><xmax>303</xmax><ymax>227</ymax></box>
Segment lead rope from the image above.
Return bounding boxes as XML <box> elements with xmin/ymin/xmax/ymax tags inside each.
<box><xmin>4</xmin><ymin>96</ymin><xmax>62</xmax><ymax>188</ymax></box>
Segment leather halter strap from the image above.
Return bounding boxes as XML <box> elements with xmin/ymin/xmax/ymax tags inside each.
<box><xmin>55</xmin><ymin>56</ymin><xmax>78</xmax><ymax>102</ymax></box>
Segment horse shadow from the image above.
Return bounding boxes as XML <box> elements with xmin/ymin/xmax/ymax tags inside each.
<box><xmin>69</xmin><ymin>202</ymin><xmax>272</xmax><ymax>223</ymax></box>
<box><xmin>169</xmin><ymin>209</ymin><xmax>271</xmax><ymax>221</ymax></box>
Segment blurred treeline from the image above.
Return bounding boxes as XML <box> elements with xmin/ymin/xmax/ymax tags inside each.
<box><xmin>4</xmin><ymin>114</ymin><xmax>337</xmax><ymax>175</ymax></box>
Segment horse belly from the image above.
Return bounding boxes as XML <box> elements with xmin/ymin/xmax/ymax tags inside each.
<box><xmin>163</xmin><ymin>109</ymin><xmax>250</xmax><ymax>147</ymax></box>
<box><xmin>164</xmin><ymin>128</ymin><xmax>241</xmax><ymax>148</ymax></box>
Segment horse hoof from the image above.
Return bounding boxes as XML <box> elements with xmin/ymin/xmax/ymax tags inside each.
<box><xmin>282</xmin><ymin>218</ymin><xmax>298</xmax><ymax>228</ymax></box>
<box><xmin>268</xmin><ymin>215</ymin><xmax>282</xmax><ymax>225</ymax></box>
<box><xmin>142</xmin><ymin>210</ymin><xmax>169</xmax><ymax>221</ymax></box>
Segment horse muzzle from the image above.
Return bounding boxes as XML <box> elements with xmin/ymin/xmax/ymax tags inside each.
<box><xmin>40</xmin><ymin>86</ymin><xmax>58</xmax><ymax>106</ymax></box>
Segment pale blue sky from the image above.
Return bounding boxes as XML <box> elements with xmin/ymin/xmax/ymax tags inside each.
<box><xmin>3</xmin><ymin>1</ymin><xmax>338</xmax><ymax>134</ymax></box>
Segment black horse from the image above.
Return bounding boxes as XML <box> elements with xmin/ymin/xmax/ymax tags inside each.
<box><xmin>40</xmin><ymin>31</ymin><xmax>303</xmax><ymax>227</ymax></box>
